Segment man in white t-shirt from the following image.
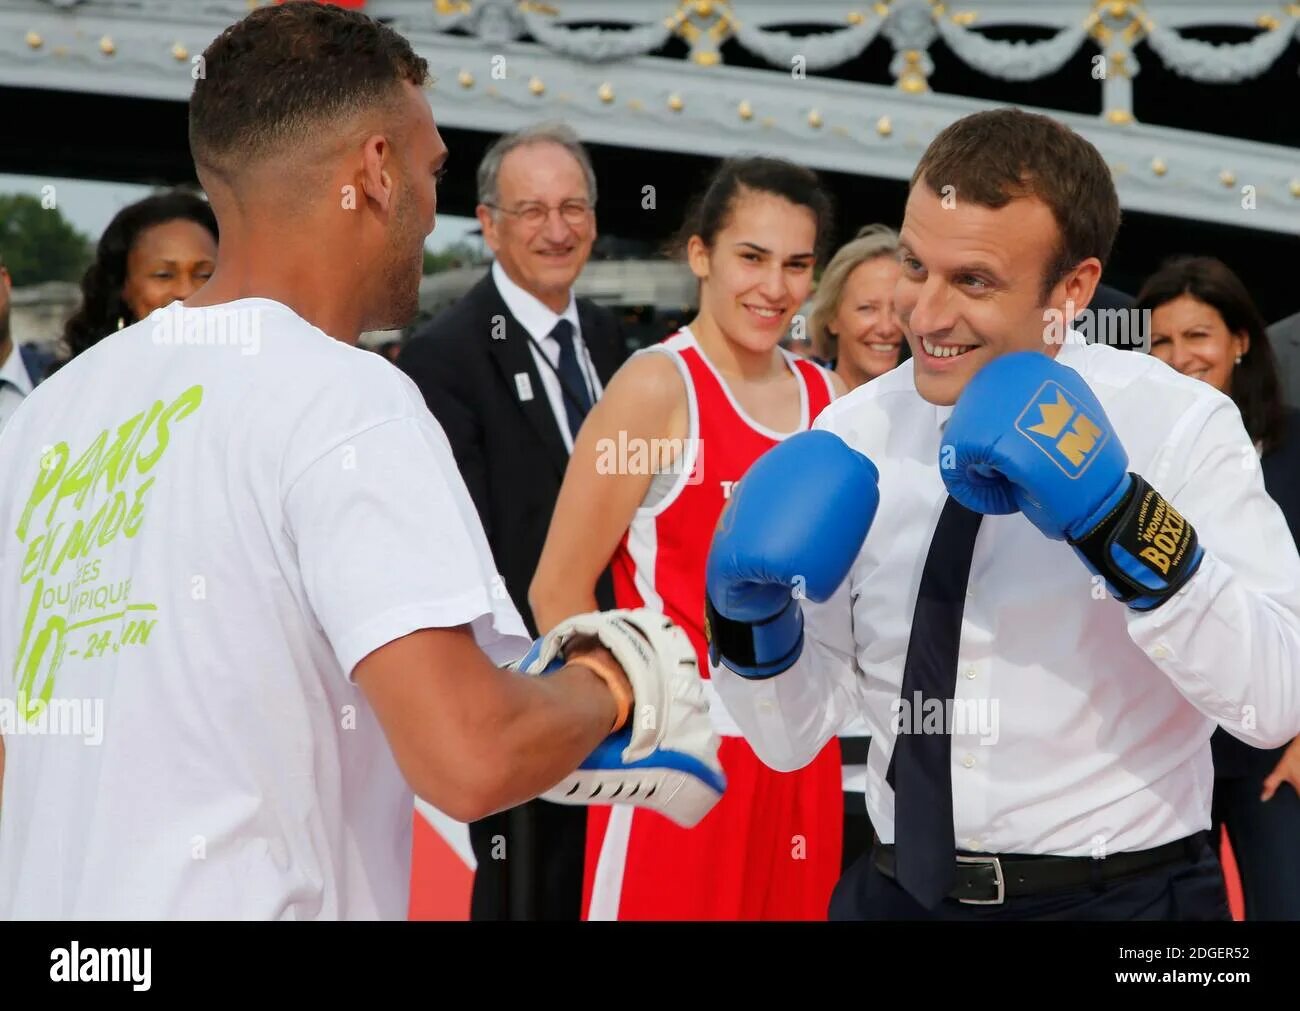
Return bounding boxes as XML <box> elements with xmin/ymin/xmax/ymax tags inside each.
<box><xmin>0</xmin><ymin>4</ymin><xmax>719</xmax><ymax>920</ymax></box>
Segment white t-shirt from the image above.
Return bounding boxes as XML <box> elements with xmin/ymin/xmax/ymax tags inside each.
<box><xmin>0</xmin><ymin>298</ymin><xmax>530</xmax><ymax>920</ymax></box>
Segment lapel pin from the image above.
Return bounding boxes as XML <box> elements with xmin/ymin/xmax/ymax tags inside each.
<box><xmin>515</xmin><ymin>372</ymin><xmax>534</xmax><ymax>402</ymax></box>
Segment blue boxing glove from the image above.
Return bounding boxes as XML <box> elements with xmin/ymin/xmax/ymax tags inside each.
<box><xmin>705</xmin><ymin>429</ymin><xmax>880</xmax><ymax>678</ymax></box>
<box><xmin>940</xmin><ymin>351</ymin><xmax>1203</xmax><ymax>610</ymax></box>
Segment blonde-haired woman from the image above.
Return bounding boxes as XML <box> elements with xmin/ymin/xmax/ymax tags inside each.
<box><xmin>806</xmin><ymin>224</ymin><xmax>905</xmax><ymax>873</ymax></box>
<box><xmin>809</xmin><ymin>224</ymin><xmax>905</xmax><ymax>390</ymax></box>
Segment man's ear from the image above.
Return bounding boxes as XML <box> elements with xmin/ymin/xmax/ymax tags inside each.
<box><xmin>1054</xmin><ymin>257</ymin><xmax>1102</xmax><ymax>323</ymax></box>
<box><xmin>360</xmin><ymin>135</ymin><xmax>395</xmax><ymax>213</ymax></box>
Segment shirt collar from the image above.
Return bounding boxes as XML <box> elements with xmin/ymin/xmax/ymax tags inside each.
<box><xmin>491</xmin><ymin>260</ymin><xmax>579</xmax><ymax>343</ymax></box>
<box><xmin>929</xmin><ymin>330</ymin><xmax>1089</xmax><ymax>432</ymax></box>
<box><xmin>0</xmin><ymin>342</ymin><xmax>34</xmax><ymax>397</ymax></box>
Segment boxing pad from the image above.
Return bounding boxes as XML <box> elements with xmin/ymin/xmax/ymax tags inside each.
<box><xmin>513</xmin><ymin>609</ymin><xmax>725</xmax><ymax>829</ymax></box>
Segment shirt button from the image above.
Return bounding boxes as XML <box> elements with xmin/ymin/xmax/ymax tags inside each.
<box><xmin>964</xmin><ymin>666</ymin><xmax>978</xmax><ymax>680</ymax></box>
<box><xmin>965</xmin><ymin>838</ymin><xmax>981</xmax><ymax>850</ymax></box>
<box><xmin>961</xmin><ymin>754</ymin><xmax>976</xmax><ymax>769</ymax></box>
<box><xmin>758</xmin><ymin>700</ymin><xmax>775</xmax><ymax>715</ymax></box>
<box><xmin>1152</xmin><ymin>645</ymin><xmax>1170</xmax><ymax>660</ymax></box>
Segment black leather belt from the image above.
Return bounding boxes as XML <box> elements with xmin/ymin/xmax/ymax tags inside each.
<box><xmin>872</xmin><ymin>833</ymin><xmax>1207</xmax><ymax>906</ymax></box>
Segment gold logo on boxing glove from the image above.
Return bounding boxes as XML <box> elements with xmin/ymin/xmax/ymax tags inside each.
<box><xmin>1015</xmin><ymin>382</ymin><xmax>1108</xmax><ymax>477</ymax></box>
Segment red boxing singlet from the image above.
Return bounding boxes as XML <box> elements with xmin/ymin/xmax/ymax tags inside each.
<box><xmin>583</xmin><ymin>328</ymin><xmax>844</xmax><ymax>920</ymax></box>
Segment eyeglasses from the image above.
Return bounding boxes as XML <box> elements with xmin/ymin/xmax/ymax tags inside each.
<box><xmin>485</xmin><ymin>199</ymin><xmax>593</xmax><ymax>228</ymax></box>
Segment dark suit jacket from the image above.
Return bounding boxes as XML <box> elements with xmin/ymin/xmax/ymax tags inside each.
<box><xmin>397</xmin><ymin>270</ymin><xmax>628</xmax><ymax>921</ymax></box>
<box><xmin>1212</xmin><ymin>407</ymin><xmax>1300</xmax><ymax>778</ymax></box>
<box><xmin>398</xmin><ymin>272</ymin><xmax>628</xmax><ymax>637</ymax></box>
<box><xmin>1267</xmin><ymin>312</ymin><xmax>1300</xmax><ymax>409</ymax></box>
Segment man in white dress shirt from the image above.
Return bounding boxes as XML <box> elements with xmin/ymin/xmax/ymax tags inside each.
<box><xmin>704</xmin><ymin>107</ymin><xmax>1300</xmax><ymax>920</ymax></box>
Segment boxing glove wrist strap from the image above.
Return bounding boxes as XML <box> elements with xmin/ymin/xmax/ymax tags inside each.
<box><xmin>704</xmin><ymin>594</ymin><xmax>804</xmax><ymax>680</ymax></box>
<box><xmin>566</xmin><ymin>654</ymin><xmax>632</xmax><ymax>734</ymax></box>
<box><xmin>1069</xmin><ymin>472</ymin><xmax>1203</xmax><ymax>611</ymax></box>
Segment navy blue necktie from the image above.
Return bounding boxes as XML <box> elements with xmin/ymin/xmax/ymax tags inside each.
<box><xmin>886</xmin><ymin>494</ymin><xmax>983</xmax><ymax>909</ymax></box>
<box><xmin>550</xmin><ymin>318</ymin><xmax>591</xmax><ymax>440</ymax></box>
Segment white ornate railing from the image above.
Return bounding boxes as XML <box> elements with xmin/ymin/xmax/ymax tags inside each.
<box><xmin>406</xmin><ymin>1</ymin><xmax>1300</xmax><ymax>126</ymax></box>
<box><xmin>3</xmin><ymin>1</ymin><xmax>1298</xmax><ymax>234</ymax></box>
<box><xmin>19</xmin><ymin>2</ymin><xmax>1300</xmax><ymax>125</ymax></box>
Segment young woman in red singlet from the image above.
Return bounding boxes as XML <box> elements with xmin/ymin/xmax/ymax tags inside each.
<box><xmin>530</xmin><ymin>157</ymin><xmax>847</xmax><ymax>920</ymax></box>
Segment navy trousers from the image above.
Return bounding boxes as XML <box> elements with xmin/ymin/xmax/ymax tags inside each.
<box><xmin>829</xmin><ymin>833</ymin><xmax>1230</xmax><ymax>921</ymax></box>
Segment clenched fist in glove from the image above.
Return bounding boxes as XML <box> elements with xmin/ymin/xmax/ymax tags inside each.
<box><xmin>940</xmin><ymin>351</ymin><xmax>1203</xmax><ymax>610</ymax></box>
<box><xmin>512</xmin><ymin>609</ymin><xmax>725</xmax><ymax>828</ymax></box>
<box><xmin>706</xmin><ymin>430</ymin><xmax>880</xmax><ymax>678</ymax></box>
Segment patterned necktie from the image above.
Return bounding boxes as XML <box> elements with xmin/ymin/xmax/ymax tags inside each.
<box><xmin>886</xmin><ymin>495</ymin><xmax>983</xmax><ymax>909</ymax></box>
<box><xmin>550</xmin><ymin>318</ymin><xmax>591</xmax><ymax>440</ymax></box>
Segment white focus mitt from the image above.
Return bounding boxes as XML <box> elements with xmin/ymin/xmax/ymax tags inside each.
<box><xmin>512</xmin><ymin>608</ymin><xmax>725</xmax><ymax>829</ymax></box>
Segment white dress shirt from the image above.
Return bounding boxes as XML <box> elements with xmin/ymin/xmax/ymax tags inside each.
<box><xmin>491</xmin><ymin>260</ymin><xmax>603</xmax><ymax>453</ymax></box>
<box><xmin>713</xmin><ymin>335</ymin><xmax>1300</xmax><ymax>858</ymax></box>
<box><xmin>0</xmin><ymin>341</ymin><xmax>35</xmax><ymax>435</ymax></box>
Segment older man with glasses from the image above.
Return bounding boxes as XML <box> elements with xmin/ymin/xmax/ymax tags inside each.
<box><xmin>398</xmin><ymin>121</ymin><xmax>628</xmax><ymax>921</ymax></box>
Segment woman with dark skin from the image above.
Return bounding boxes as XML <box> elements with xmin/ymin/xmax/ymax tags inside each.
<box><xmin>61</xmin><ymin>190</ymin><xmax>218</xmax><ymax>360</ymax></box>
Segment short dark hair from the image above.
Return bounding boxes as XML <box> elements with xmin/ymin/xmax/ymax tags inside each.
<box><xmin>189</xmin><ymin>3</ymin><xmax>428</xmax><ymax>175</ymax></box>
<box><xmin>62</xmin><ymin>189</ymin><xmax>218</xmax><ymax>359</ymax></box>
<box><xmin>911</xmin><ymin>108</ymin><xmax>1121</xmax><ymax>301</ymax></box>
<box><xmin>672</xmin><ymin>156</ymin><xmax>835</xmax><ymax>264</ymax></box>
<box><xmin>1135</xmin><ymin>255</ymin><xmax>1285</xmax><ymax>454</ymax></box>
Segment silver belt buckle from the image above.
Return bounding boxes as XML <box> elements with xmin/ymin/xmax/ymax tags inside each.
<box><xmin>955</xmin><ymin>855</ymin><xmax>1005</xmax><ymax>905</ymax></box>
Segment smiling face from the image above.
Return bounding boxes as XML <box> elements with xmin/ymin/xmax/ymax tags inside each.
<box><xmin>687</xmin><ymin>187</ymin><xmax>817</xmax><ymax>355</ymax></box>
<box><xmin>478</xmin><ymin>140</ymin><xmax>595</xmax><ymax>313</ymax></box>
<box><xmin>1149</xmin><ymin>294</ymin><xmax>1247</xmax><ymax>396</ymax></box>
<box><xmin>121</xmin><ymin>218</ymin><xmax>218</xmax><ymax>322</ymax></box>
<box><xmin>829</xmin><ymin>255</ymin><xmax>903</xmax><ymax>386</ymax></box>
<box><xmin>895</xmin><ymin>179</ymin><xmax>1099</xmax><ymax>406</ymax></box>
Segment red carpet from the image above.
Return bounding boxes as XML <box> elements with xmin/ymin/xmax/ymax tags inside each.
<box><xmin>1221</xmin><ymin>828</ymin><xmax>1245</xmax><ymax>921</ymax></box>
<box><xmin>408</xmin><ymin>812</ymin><xmax>472</xmax><ymax>921</ymax></box>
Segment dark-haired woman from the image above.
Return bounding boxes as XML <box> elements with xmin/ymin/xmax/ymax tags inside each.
<box><xmin>1138</xmin><ymin>255</ymin><xmax>1300</xmax><ymax>920</ymax></box>
<box><xmin>530</xmin><ymin>157</ymin><xmax>846</xmax><ymax>920</ymax></box>
<box><xmin>61</xmin><ymin>190</ymin><xmax>218</xmax><ymax>360</ymax></box>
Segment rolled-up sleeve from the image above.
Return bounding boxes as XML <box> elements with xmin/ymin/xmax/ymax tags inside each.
<box><xmin>1128</xmin><ymin>398</ymin><xmax>1300</xmax><ymax>748</ymax></box>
